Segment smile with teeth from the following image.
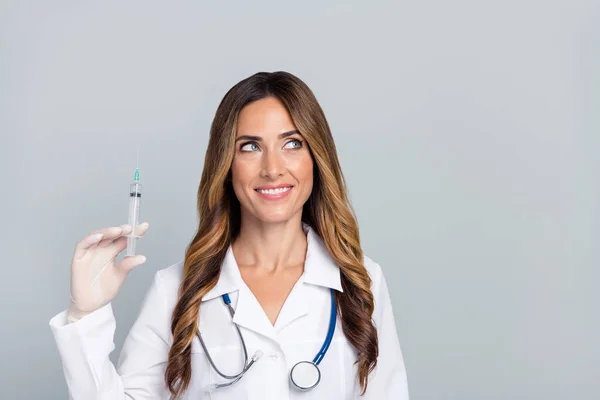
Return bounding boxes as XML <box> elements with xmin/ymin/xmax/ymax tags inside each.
<box><xmin>256</xmin><ymin>186</ymin><xmax>293</xmax><ymax>195</ymax></box>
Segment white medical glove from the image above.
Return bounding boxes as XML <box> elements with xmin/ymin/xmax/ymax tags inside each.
<box><xmin>67</xmin><ymin>223</ymin><xmax>150</xmax><ymax>323</ymax></box>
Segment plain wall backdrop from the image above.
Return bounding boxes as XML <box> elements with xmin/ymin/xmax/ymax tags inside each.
<box><xmin>1</xmin><ymin>0</ymin><xmax>598</xmax><ymax>399</ymax></box>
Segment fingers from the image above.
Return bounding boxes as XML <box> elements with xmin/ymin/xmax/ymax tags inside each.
<box><xmin>90</xmin><ymin>225</ymin><xmax>130</xmax><ymax>240</ymax></box>
<box><xmin>74</xmin><ymin>223</ymin><xmax>149</xmax><ymax>259</ymax></box>
<box><xmin>109</xmin><ymin>222</ymin><xmax>149</xmax><ymax>241</ymax></box>
<box><xmin>110</xmin><ymin>222</ymin><xmax>150</xmax><ymax>253</ymax></box>
<box><xmin>132</xmin><ymin>222</ymin><xmax>150</xmax><ymax>238</ymax></box>
<box><xmin>73</xmin><ymin>232</ymin><xmax>104</xmax><ymax>260</ymax></box>
<box><xmin>116</xmin><ymin>254</ymin><xmax>147</xmax><ymax>273</ymax></box>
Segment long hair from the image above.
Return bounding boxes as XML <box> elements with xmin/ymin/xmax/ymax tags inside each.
<box><xmin>165</xmin><ymin>71</ymin><xmax>378</xmax><ymax>398</ymax></box>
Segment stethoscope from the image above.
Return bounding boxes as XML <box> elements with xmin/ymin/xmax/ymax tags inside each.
<box><xmin>197</xmin><ymin>288</ymin><xmax>337</xmax><ymax>392</ymax></box>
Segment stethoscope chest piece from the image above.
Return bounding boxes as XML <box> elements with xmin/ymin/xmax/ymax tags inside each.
<box><xmin>289</xmin><ymin>361</ymin><xmax>321</xmax><ymax>391</ymax></box>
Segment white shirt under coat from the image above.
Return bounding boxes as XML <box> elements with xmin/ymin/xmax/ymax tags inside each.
<box><xmin>49</xmin><ymin>224</ymin><xmax>409</xmax><ymax>399</ymax></box>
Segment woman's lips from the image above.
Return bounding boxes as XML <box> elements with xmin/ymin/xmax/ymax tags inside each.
<box><xmin>254</xmin><ymin>186</ymin><xmax>293</xmax><ymax>200</ymax></box>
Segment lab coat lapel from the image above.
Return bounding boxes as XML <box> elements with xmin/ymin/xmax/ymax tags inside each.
<box><xmin>273</xmin><ymin>275</ymin><xmax>308</xmax><ymax>332</ymax></box>
<box><xmin>232</xmin><ymin>285</ymin><xmax>279</xmax><ymax>342</ymax></box>
<box><xmin>275</xmin><ymin>224</ymin><xmax>343</xmax><ymax>332</ymax></box>
<box><xmin>301</xmin><ymin>224</ymin><xmax>344</xmax><ymax>293</ymax></box>
<box><xmin>200</xmin><ymin>247</ymin><xmax>242</xmax><ymax>302</ymax></box>
<box><xmin>201</xmin><ymin>247</ymin><xmax>279</xmax><ymax>342</ymax></box>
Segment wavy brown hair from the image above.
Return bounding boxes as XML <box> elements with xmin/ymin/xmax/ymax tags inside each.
<box><xmin>165</xmin><ymin>71</ymin><xmax>378</xmax><ymax>398</ymax></box>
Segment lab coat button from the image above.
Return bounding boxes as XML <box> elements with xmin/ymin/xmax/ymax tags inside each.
<box><xmin>269</xmin><ymin>352</ymin><xmax>280</xmax><ymax>360</ymax></box>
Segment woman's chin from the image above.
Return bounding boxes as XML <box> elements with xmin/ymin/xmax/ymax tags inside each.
<box><xmin>256</xmin><ymin>214</ymin><xmax>293</xmax><ymax>224</ymax></box>
<box><xmin>251</xmin><ymin>209</ymin><xmax>300</xmax><ymax>224</ymax></box>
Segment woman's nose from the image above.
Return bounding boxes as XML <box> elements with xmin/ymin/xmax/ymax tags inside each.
<box><xmin>260</xmin><ymin>150</ymin><xmax>284</xmax><ymax>179</ymax></box>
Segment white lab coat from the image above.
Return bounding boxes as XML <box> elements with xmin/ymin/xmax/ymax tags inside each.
<box><xmin>49</xmin><ymin>224</ymin><xmax>409</xmax><ymax>399</ymax></box>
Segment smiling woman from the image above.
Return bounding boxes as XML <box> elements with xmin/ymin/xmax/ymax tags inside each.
<box><xmin>49</xmin><ymin>71</ymin><xmax>409</xmax><ymax>400</ymax></box>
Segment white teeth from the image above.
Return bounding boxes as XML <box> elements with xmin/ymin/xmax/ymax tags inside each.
<box><xmin>257</xmin><ymin>186</ymin><xmax>292</xmax><ymax>195</ymax></box>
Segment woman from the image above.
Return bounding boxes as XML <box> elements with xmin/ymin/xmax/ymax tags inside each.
<box><xmin>49</xmin><ymin>71</ymin><xmax>409</xmax><ymax>399</ymax></box>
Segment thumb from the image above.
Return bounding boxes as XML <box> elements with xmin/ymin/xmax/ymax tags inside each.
<box><xmin>116</xmin><ymin>255</ymin><xmax>147</xmax><ymax>273</ymax></box>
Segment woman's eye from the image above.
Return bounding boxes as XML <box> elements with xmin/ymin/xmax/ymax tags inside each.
<box><xmin>284</xmin><ymin>139</ymin><xmax>303</xmax><ymax>149</ymax></box>
<box><xmin>240</xmin><ymin>142</ymin><xmax>259</xmax><ymax>152</ymax></box>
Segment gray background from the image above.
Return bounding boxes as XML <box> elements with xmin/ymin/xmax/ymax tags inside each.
<box><xmin>1</xmin><ymin>0</ymin><xmax>598</xmax><ymax>399</ymax></box>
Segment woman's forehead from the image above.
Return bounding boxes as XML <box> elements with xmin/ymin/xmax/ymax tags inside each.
<box><xmin>236</xmin><ymin>97</ymin><xmax>297</xmax><ymax>137</ymax></box>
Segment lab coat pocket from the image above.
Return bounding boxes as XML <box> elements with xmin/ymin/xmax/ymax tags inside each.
<box><xmin>190</xmin><ymin>343</ymin><xmax>249</xmax><ymax>400</ymax></box>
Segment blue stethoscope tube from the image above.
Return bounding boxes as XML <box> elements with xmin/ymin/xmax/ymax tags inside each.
<box><xmin>197</xmin><ymin>288</ymin><xmax>337</xmax><ymax>392</ymax></box>
<box><xmin>312</xmin><ymin>288</ymin><xmax>337</xmax><ymax>365</ymax></box>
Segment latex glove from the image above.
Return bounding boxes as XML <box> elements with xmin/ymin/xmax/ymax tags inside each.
<box><xmin>67</xmin><ymin>223</ymin><xmax>149</xmax><ymax>323</ymax></box>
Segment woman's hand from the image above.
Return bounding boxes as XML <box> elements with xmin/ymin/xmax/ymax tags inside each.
<box><xmin>67</xmin><ymin>223</ymin><xmax>149</xmax><ymax>322</ymax></box>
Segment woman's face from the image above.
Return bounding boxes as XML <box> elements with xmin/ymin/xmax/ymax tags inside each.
<box><xmin>231</xmin><ymin>96</ymin><xmax>314</xmax><ymax>224</ymax></box>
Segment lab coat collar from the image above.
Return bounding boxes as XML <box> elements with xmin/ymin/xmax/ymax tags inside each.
<box><xmin>200</xmin><ymin>222</ymin><xmax>343</xmax><ymax>303</ymax></box>
<box><xmin>201</xmin><ymin>247</ymin><xmax>242</xmax><ymax>302</ymax></box>
<box><xmin>302</xmin><ymin>223</ymin><xmax>344</xmax><ymax>293</ymax></box>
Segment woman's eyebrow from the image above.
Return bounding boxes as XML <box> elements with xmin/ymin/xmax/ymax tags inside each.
<box><xmin>235</xmin><ymin>130</ymin><xmax>300</xmax><ymax>142</ymax></box>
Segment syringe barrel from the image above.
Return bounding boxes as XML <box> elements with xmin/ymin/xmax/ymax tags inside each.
<box><xmin>127</xmin><ymin>182</ymin><xmax>142</xmax><ymax>256</ymax></box>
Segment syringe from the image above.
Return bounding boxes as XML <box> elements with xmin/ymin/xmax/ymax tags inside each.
<box><xmin>126</xmin><ymin>152</ymin><xmax>142</xmax><ymax>256</ymax></box>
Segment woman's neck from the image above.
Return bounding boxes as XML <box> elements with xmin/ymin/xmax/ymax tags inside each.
<box><xmin>232</xmin><ymin>216</ymin><xmax>307</xmax><ymax>274</ymax></box>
